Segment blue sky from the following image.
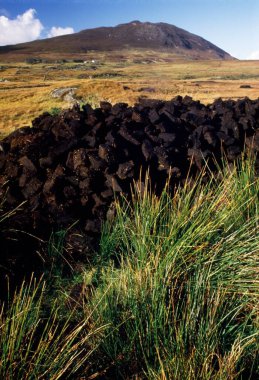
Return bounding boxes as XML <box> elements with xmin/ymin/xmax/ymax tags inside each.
<box><xmin>0</xmin><ymin>0</ymin><xmax>258</xmax><ymax>59</ymax></box>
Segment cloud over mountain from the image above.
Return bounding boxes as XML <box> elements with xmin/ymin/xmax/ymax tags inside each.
<box><xmin>47</xmin><ymin>26</ymin><xmax>75</xmax><ymax>38</ymax></box>
<box><xmin>0</xmin><ymin>9</ymin><xmax>75</xmax><ymax>46</ymax></box>
<box><xmin>0</xmin><ymin>9</ymin><xmax>43</xmax><ymax>45</ymax></box>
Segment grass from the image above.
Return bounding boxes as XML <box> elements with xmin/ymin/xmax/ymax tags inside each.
<box><xmin>0</xmin><ymin>156</ymin><xmax>258</xmax><ymax>378</ymax></box>
<box><xmin>1</xmin><ymin>57</ymin><xmax>259</xmax><ymax>136</ymax></box>
<box><xmin>0</xmin><ymin>200</ymin><xmax>105</xmax><ymax>379</ymax></box>
<box><xmin>0</xmin><ymin>276</ymin><xmax>106</xmax><ymax>380</ymax></box>
<box><xmin>87</xmin><ymin>156</ymin><xmax>259</xmax><ymax>378</ymax></box>
<box><xmin>49</xmin><ymin>106</ymin><xmax>62</xmax><ymax>116</ymax></box>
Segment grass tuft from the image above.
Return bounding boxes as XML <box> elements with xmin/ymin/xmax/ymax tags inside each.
<box><xmin>0</xmin><ymin>275</ymin><xmax>106</xmax><ymax>380</ymax></box>
<box><xmin>89</xmin><ymin>156</ymin><xmax>259</xmax><ymax>379</ymax></box>
<box><xmin>0</xmin><ymin>156</ymin><xmax>258</xmax><ymax>379</ymax></box>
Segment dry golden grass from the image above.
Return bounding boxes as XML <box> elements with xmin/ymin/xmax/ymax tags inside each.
<box><xmin>1</xmin><ymin>53</ymin><xmax>259</xmax><ymax>137</ymax></box>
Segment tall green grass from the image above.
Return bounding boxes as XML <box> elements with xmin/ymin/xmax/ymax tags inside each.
<box><xmin>0</xmin><ymin>157</ymin><xmax>258</xmax><ymax>379</ymax></box>
<box><xmin>89</xmin><ymin>157</ymin><xmax>259</xmax><ymax>379</ymax></box>
<box><xmin>0</xmin><ymin>194</ymin><xmax>105</xmax><ymax>379</ymax></box>
<box><xmin>0</xmin><ymin>276</ymin><xmax>106</xmax><ymax>380</ymax></box>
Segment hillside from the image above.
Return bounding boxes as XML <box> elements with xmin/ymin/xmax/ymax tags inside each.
<box><xmin>0</xmin><ymin>20</ymin><xmax>234</xmax><ymax>60</ymax></box>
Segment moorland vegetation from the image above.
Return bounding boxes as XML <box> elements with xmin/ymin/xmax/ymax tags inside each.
<box><xmin>0</xmin><ymin>155</ymin><xmax>258</xmax><ymax>379</ymax></box>
<box><xmin>1</xmin><ymin>58</ymin><xmax>259</xmax><ymax>137</ymax></box>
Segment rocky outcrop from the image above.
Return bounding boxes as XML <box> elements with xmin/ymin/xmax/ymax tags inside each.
<box><xmin>51</xmin><ymin>87</ymin><xmax>78</xmax><ymax>104</ymax></box>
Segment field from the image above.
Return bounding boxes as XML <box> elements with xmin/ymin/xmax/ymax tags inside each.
<box><xmin>0</xmin><ymin>52</ymin><xmax>259</xmax><ymax>378</ymax></box>
<box><xmin>1</xmin><ymin>51</ymin><xmax>259</xmax><ymax>137</ymax></box>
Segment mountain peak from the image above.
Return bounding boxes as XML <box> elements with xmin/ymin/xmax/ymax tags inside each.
<box><xmin>129</xmin><ymin>20</ymin><xmax>142</xmax><ymax>25</ymax></box>
<box><xmin>0</xmin><ymin>20</ymin><xmax>234</xmax><ymax>61</ymax></box>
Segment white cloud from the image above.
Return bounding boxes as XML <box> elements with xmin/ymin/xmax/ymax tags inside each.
<box><xmin>246</xmin><ymin>50</ymin><xmax>259</xmax><ymax>60</ymax></box>
<box><xmin>0</xmin><ymin>9</ymin><xmax>75</xmax><ymax>46</ymax></box>
<box><xmin>47</xmin><ymin>26</ymin><xmax>75</xmax><ymax>38</ymax></box>
<box><xmin>0</xmin><ymin>9</ymin><xmax>43</xmax><ymax>45</ymax></box>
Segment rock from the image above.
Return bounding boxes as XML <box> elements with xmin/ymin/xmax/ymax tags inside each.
<box><xmin>98</xmin><ymin>144</ymin><xmax>116</xmax><ymax>163</ymax></box>
<box><xmin>21</xmin><ymin>178</ymin><xmax>42</xmax><ymax>199</ymax></box>
<box><xmin>19</xmin><ymin>156</ymin><xmax>37</xmax><ymax>173</ymax></box>
<box><xmin>158</xmin><ymin>133</ymin><xmax>176</xmax><ymax>143</ymax></box>
<box><xmin>141</xmin><ymin>139</ymin><xmax>154</xmax><ymax>161</ymax></box>
<box><xmin>43</xmin><ymin>165</ymin><xmax>65</xmax><ymax>194</ymax></box>
<box><xmin>51</xmin><ymin>87</ymin><xmax>78</xmax><ymax>103</ymax></box>
<box><xmin>88</xmin><ymin>153</ymin><xmax>106</xmax><ymax>171</ymax></box>
<box><xmin>131</xmin><ymin>110</ymin><xmax>145</xmax><ymax>123</ymax></box>
<box><xmin>203</xmin><ymin>130</ymin><xmax>217</xmax><ymax>147</ymax></box>
<box><xmin>118</xmin><ymin>127</ymin><xmax>141</xmax><ymax>146</ymax></box>
<box><xmin>66</xmin><ymin>149</ymin><xmax>87</xmax><ymax>171</ymax></box>
<box><xmin>117</xmin><ymin>161</ymin><xmax>134</xmax><ymax>179</ymax></box>
<box><xmin>105</xmin><ymin>174</ymin><xmax>123</xmax><ymax>192</ymax></box>
<box><xmin>100</xmin><ymin>101</ymin><xmax>112</xmax><ymax>112</ymax></box>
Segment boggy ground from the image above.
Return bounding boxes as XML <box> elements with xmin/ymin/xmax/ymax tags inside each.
<box><xmin>1</xmin><ymin>54</ymin><xmax>259</xmax><ymax>137</ymax></box>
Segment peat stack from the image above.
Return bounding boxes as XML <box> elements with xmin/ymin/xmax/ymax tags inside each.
<box><xmin>0</xmin><ymin>96</ymin><xmax>258</xmax><ymax>289</ymax></box>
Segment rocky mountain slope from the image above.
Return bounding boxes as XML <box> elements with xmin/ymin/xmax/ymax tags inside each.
<box><xmin>0</xmin><ymin>21</ymin><xmax>234</xmax><ymax>60</ymax></box>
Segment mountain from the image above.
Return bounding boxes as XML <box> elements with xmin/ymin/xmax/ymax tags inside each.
<box><xmin>0</xmin><ymin>21</ymin><xmax>234</xmax><ymax>60</ymax></box>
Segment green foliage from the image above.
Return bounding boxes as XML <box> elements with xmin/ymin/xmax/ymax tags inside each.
<box><xmin>46</xmin><ymin>221</ymin><xmax>79</xmax><ymax>278</ymax></box>
<box><xmin>82</xmin><ymin>94</ymin><xmax>100</xmax><ymax>109</ymax></box>
<box><xmin>0</xmin><ymin>156</ymin><xmax>258</xmax><ymax>379</ymax></box>
<box><xmin>49</xmin><ymin>107</ymin><xmax>62</xmax><ymax>116</ymax></box>
<box><xmin>0</xmin><ymin>276</ymin><xmax>105</xmax><ymax>380</ymax></box>
<box><xmin>89</xmin><ymin>156</ymin><xmax>259</xmax><ymax>379</ymax></box>
<box><xmin>47</xmin><ymin>229</ymin><xmax>70</xmax><ymax>277</ymax></box>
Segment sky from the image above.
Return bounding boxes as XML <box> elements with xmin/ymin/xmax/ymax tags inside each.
<box><xmin>0</xmin><ymin>0</ymin><xmax>258</xmax><ymax>59</ymax></box>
